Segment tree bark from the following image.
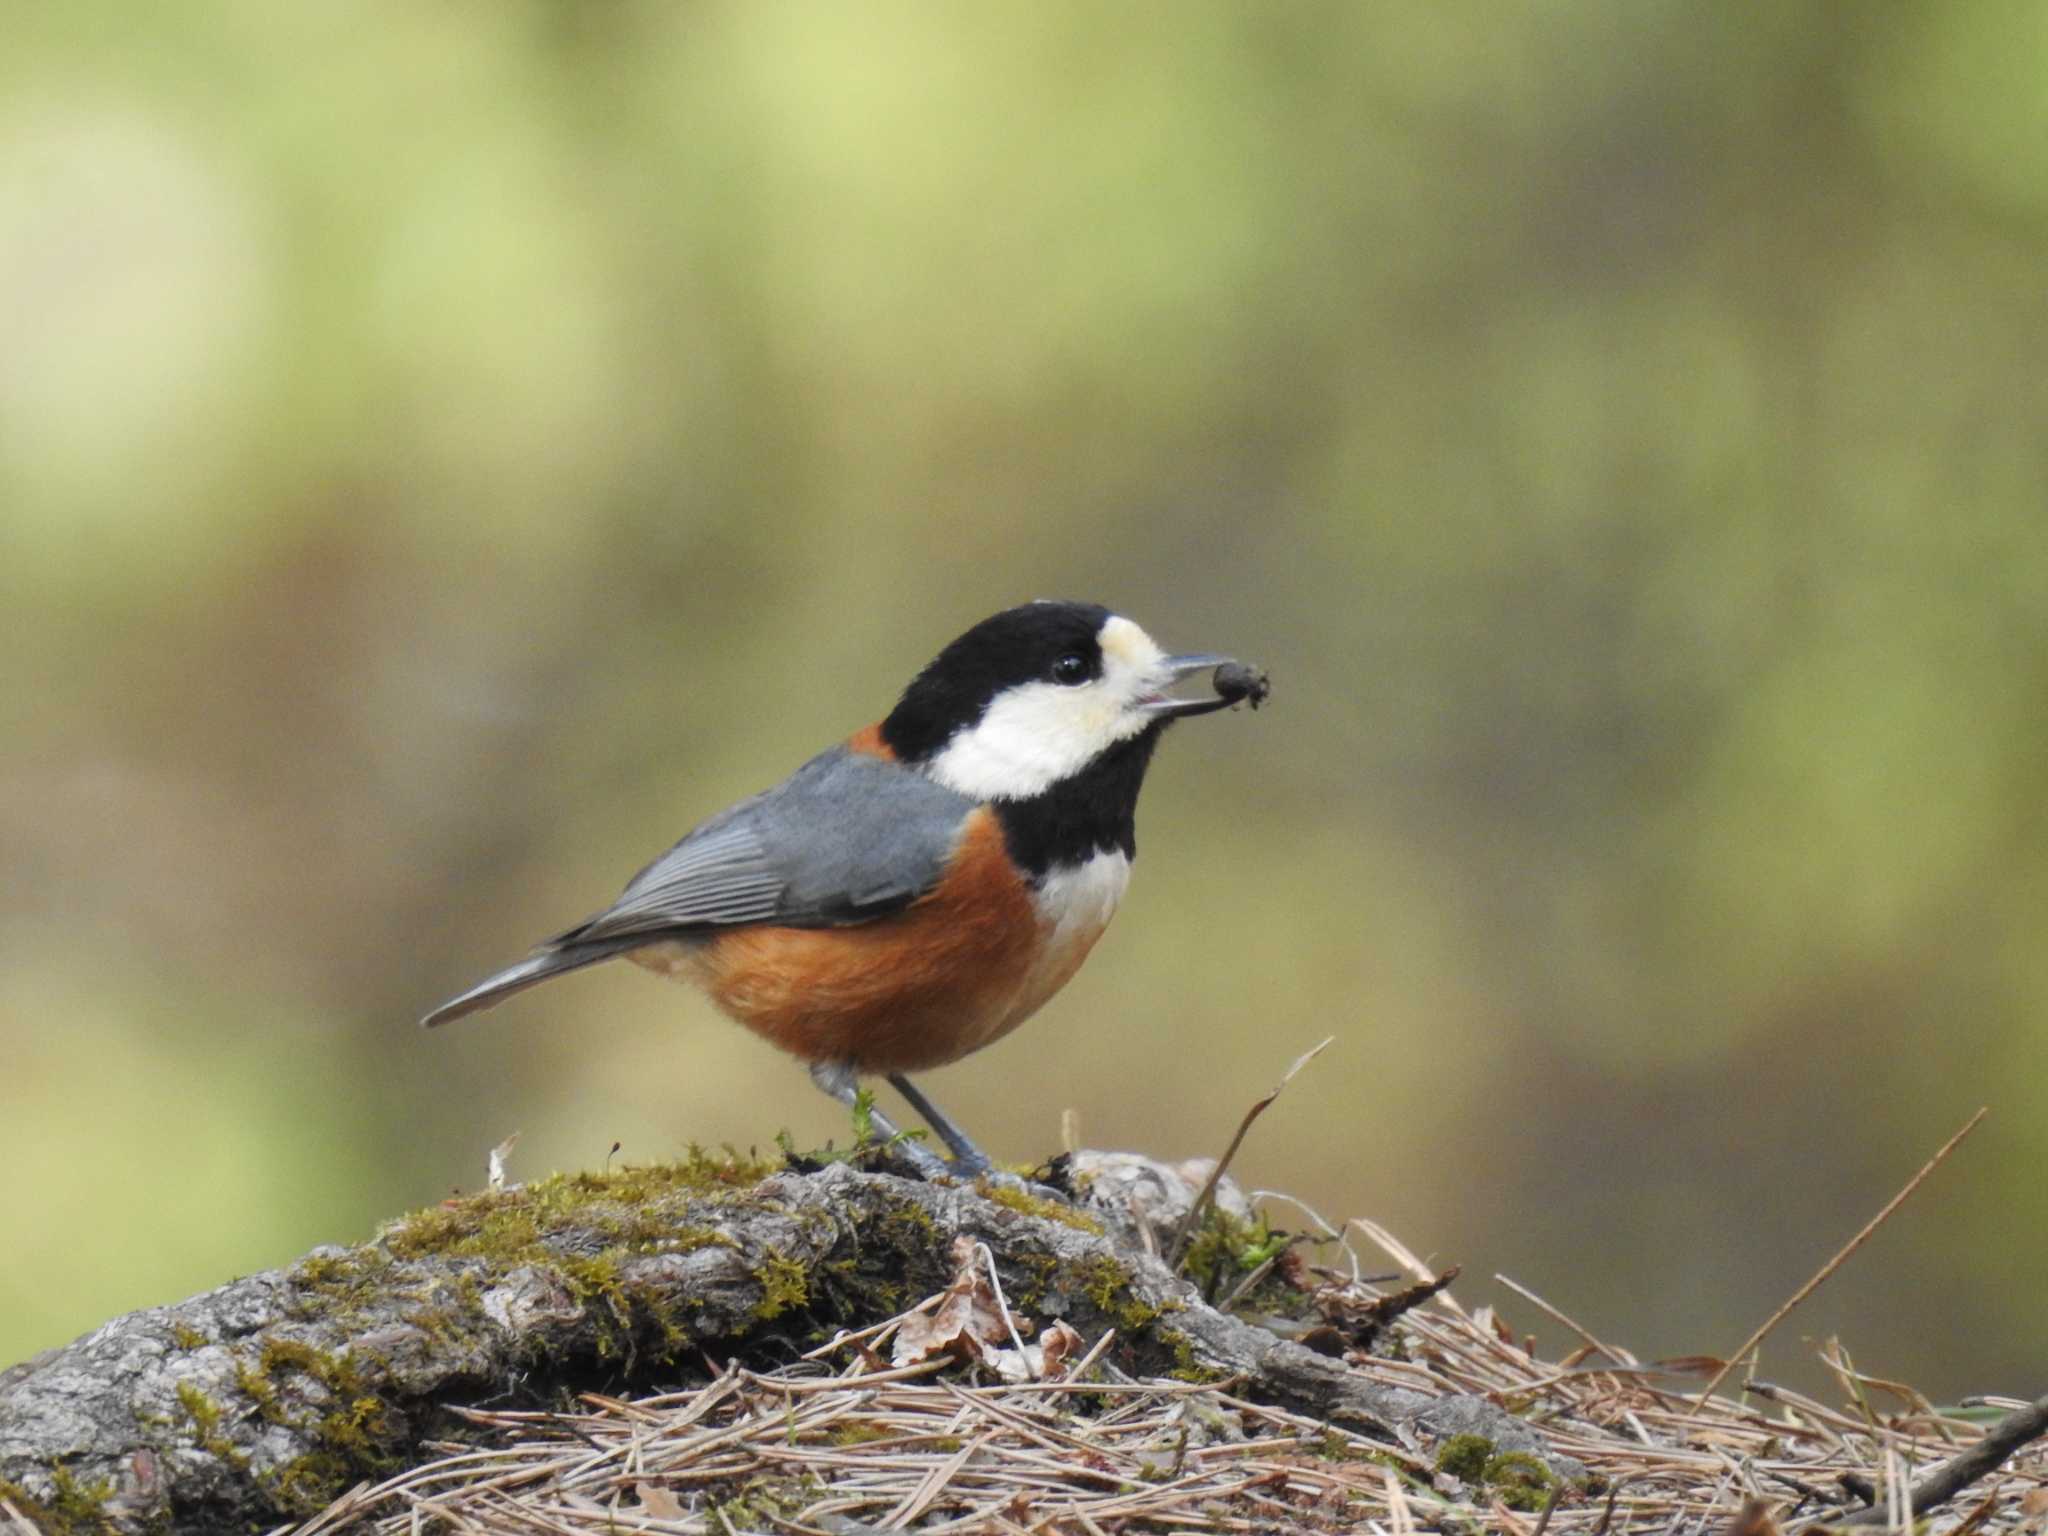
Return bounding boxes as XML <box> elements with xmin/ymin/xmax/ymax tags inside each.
<box><xmin>0</xmin><ymin>1155</ymin><xmax>1571</xmax><ymax>1533</ymax></box>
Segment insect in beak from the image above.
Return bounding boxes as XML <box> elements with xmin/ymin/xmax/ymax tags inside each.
<box><xmin>1135</xmin><ymin>653</ymin><xmax>1268</xmax><ymax>718</ymax></box>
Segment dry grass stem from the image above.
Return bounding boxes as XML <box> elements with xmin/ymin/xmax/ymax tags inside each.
<box><xmin>1691</xmin><ymin>1108</ymin><xmax>1989</xmax><ymax>1413</ymax></box>
<box><xmin>1166</xmin><ymin>1036</ymin><xmax>1333</xmax><ymax>1269</ymax></box>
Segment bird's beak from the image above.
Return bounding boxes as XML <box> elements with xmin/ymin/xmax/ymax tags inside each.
<box><xmin>1136</xmin><ymin>653</ymin><xmax>1245</xmax><ymax>718</ymax></box>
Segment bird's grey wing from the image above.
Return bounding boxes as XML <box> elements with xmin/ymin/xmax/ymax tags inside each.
<box><xmin>553</xmin><ymin>746</ymin><xmax>978</xmax><ymax>945</ymax></box>
<box><xmin>419</xmin><ymin>747</ymin><xmax>975</xmax><ymax>1029</ymax></box>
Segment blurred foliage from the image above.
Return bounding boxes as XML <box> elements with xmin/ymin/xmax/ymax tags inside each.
<box><xmin>4</xmin><ymin>2</ymin><xmax>2046</xmax><ymax>1397</ymax></box>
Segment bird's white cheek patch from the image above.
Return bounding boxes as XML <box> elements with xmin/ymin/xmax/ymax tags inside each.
<box><xmin>926</xmin><ymin>614</ymin><xmax>1169</xmax><ymax>802</ymax></box>
<box><xmin>928</xmin><ymin>684</ymin><xmax>1143</xmax><ymax>800</ymax></box>
<box><xmin>1098</xmin><ymin>616</ymin><xmax>1165</xmax><ymax>679</ymax></box>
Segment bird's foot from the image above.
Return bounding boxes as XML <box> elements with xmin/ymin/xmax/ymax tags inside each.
<box><xmin>965</xmin><ymin>1163</ymin><xmax>1070</xmax><ymax>1204</ymax></box>
<box><xmin>872</xmin><ymin>1132</ymin><xmax>951</xmax><ymax>1182</ymax></box>
<box><xmin>870</xmin><ymin>1137</ymin><xmax>1063</xmax><ymax>1202</ymax></box>
<box><xmin>809</xmin><ymin>1064</ymin><xmax>1065</xmax><ymax>1198</ymax></box>
<box><xmin>810</xmin><ymin>1061</ymin><xmax>951</xmax><ymax>1179</ymax></box>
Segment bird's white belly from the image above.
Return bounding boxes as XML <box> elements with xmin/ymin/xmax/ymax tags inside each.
<box><xmin>1032</xmin><ymin>849</ymin><xmax>1132</xmax><ymax>947</ymax></box>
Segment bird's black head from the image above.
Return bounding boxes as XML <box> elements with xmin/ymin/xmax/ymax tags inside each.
<box><xmin>880</xmin><ymin>602</ymin><xmax>1115</xmax><ymax>768</ymax></box>
<box><xmin>878</xmin><ymin>601</ymin><xmax>1248</xmax><ymax>868</ymax></box>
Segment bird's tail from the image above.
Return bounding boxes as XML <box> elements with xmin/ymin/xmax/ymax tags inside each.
<box><xmin>419</xmin><ymin>938</ymin><xmax>645</xmax><ymax>1029</ymax></box>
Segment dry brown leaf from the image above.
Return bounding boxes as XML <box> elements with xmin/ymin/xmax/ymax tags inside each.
<box><xmin>986</xmin><ymin>1322</ymin><xmax>1080</xmax><ymax>1384</ymax></box>
<box><xmin>891</xmin><ymin>1236</ymin><xmax>1019</xmax><ymax>1369</ymax></box>
<box><xmin>1038</xmin><ymin>1319</ymin><xmax>1084</xmax><ymax>1378</ymax></box>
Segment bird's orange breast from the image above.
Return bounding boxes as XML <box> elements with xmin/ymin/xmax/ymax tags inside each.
<box><xmin>639</xmin><ymin>806</ymin><xmax>1111</xmax><ymax>1074</ymax></box>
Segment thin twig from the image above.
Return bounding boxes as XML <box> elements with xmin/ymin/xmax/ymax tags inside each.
<box><xmin>1589</xmin><ymin>1478</ymin><xmax>1625</xmax><ymax>1536</ymax></box>
<box><xmin>1689</xmin><ymin>1107</ymin><xmax>1988</xmax><ymax>1412</ymax></box>
<box><xmin>1167</xmin><ymin>1037</ymin><xmax>1333</xmax><ymax>1269</ymax></box>
<box><xmin>1835</xmin><ymin>1391</ymin><xmax>2048</xmax><ymax>1527</ymax></box>
<box><xmin>1215</xmin><ymin>1256</ymin><xmax>1277</xmax><ymax>1314</ymax></box>
<box><xmin>975</xmin><ymin>1242</ymin><xmax>1031</xmax><ymax>1360</ymax></box>
<box><xmin>1493</xmin><ymin>1273</ymin><xmax>1633</xmax><ymax>1367</ymax></box>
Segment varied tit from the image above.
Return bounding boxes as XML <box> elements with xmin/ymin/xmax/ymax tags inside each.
<box><xmin>422</xmin><ymin>601</ymin><xmax>1269</xmax><ymax>1178</ymax></box>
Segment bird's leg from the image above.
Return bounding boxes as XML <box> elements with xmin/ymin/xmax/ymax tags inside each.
<box><xmin>807</xmin><ymin>1060</ymin><xmax>950</xmax><ymax>1178</ymax></box>
<box><xmin>886</xmin><ymin>1074</ymin><xmax>994</xmax><ymax>1176</ymax></box>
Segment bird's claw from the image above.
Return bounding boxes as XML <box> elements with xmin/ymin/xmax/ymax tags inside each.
<box><xmin>969</xmin><ymin>1165</ymin><xmax>1069</xmax><ymax>1203</ymax></box>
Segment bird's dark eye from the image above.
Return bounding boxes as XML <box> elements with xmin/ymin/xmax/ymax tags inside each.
<box><xmin>1050</xmin><ymin>652</ymin><xmax>1091</xmax><ymax>686</ymax></box>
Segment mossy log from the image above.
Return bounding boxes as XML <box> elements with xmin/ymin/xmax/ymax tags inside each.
<box><xmin>0</xmin><ymin>1151</ymin><xmax>1568</xmax><ymax>1534</ymax></box>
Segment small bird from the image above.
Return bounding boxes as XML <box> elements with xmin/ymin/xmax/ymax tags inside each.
<box><xmin>423</xmin><ymin>601</ymin><xmax>1267</xmax><ymax>1177</ymax></box>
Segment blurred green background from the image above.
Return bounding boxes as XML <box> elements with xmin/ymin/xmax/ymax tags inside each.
<box><xmin>4</xmin><ymin>3</ymin><xmax>2044</xmax><ymax>1399</ymax></box>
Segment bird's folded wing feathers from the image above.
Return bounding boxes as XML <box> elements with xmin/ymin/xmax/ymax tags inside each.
<box><xmin>552</xmin><ymin>746</ymin><xmax>977</xmax><ymax>945</ymax></box>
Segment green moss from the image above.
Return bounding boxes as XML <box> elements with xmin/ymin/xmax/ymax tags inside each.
<box><xmin>1482</xmin><ymin>1450</ymin><xmax>1558</xmax><ymax>1512</ymax></box>
<box><xmin>51</xmin><ymin>1469</ymin><xmax>112</xmax><ymax>1521</ymax></box>
<box><xmin>979</xmin><ymin>1181</ymin><xmax>1104</xmax><ymax>1234</ymax></box>
<box><xmin>233</xmin><ymin>1358</ymin><xmax>283</xmax><ymax>1424</ymax></box>
<box><xmin>290</xmin><ymin>1251</ymin><xmax>355</xmax><ymax>1288</ymax></box>
<box><xmin>1313</xmin><ymin>1430</ymin><xmax>1360</xmax><ymax>1462</ymax></box>
<box><xmin>356</xmin><ymin>1152</ymin><xmax>767</xmax><ymax>1370</ymax></box>
<box><xmin>175</xmin><ymin>1382</ymin><xmax>243</xmax><ymax>1467</ymax></box>
<box><xmin>278</xmin><ymin>1247</ymin><xmax>394</xmax><ymax>1337</ymax></box>
<box><xmin>1310</xmin><ymin>1432</ymin><xmax>1409</xmax><ymax>1468</ymax></box>
<box><xmin>1003</xmin><ymin>1250</ymin><xmax>1058</xmax><ymax>1311</ymax></box>
<box><xmin>53</xmin><ymin>1468</ymin><xmax>115</xmax><ymax>1533</ymax></box>
<box><xmin>1073</xmin><ymin>1253</ymin><xmax>1130</xmax><ymax>1312</ymax></box>
<box><xmin>169</xmin><ymin>1322</ymin><xmax>206</xmax><ymax>1351</ymax></box>
<box><xmin>753</xmin><ymin>1251</ymin><xmax>811</xmax><ymax>1322</ymax></box>
<box><xmin>850</xmin><ymin>1086</ymin><xmax>879</xmax><ymax>1142</ymax></box>
<box><xmin>270</xmin><ymin>1450</ymin><xmax>361</xmax><ymax>1516</ymax></box>
<box><xmin>320</xmin><ymin>1395</ymin><xmax>398</xmax><ymax>1467</ymax></box>
<box><xmin>995</xmin><ymin>1246</ymin><xmax>1175</xmax><ymax>1368</ymax></box>
<box><xmin>1179</xmin><ymin>1208</ymin><xmax>1292</xmax><ymax>1309</ymax></box>
<box><xmin>382</xmin><ymin>1154</ymin><xmax>761</xmax><ymax>1266</ymax></box>
<box><xmin>798</xmin><ymin>1196</ymin><xmax>952</xmax><ymax>1324</ymax></box>
<box><xmin>774</xmin><ymin>1127</ymin><xmax>915</xmax><ymax>1172</ymax></box>
<box><xmin>828</xmin><ymin>1420</ymin><xmax>897</xmax><ymax>1446</ymax></box>
<box><xmin>399</xmin><ymin>1279</ymin><xmax>493</xmax><ymax>1362</ymax></box>
<box><xmin>1072</xmin><ymin>1254</ymin><xmax>1162</xmax><ymax>1332</ymax></box>
<box><xmin>708</xmin><ymin>1472</ymin><xmax>820</xmax><ymax>1531</ymax></box>
<box><xmin>239</xmin><ymin>1164</ymin><xmax>750</xmax><ymax>1519</ymax></box>
<box><xmin>1434</xmin><ymin>1437</ymin><xmax>1559</xmax><ymax>1513</ymax></box>
<box><xmin>244</xmin><ymin>1337</ymin><xmax>377</xmax><ymax>1441</ymax></box>
<box><xmin>1434</xmin><ymin>1433</ymin><xmax>1494</xmax><ymax>1482</ymax></box>
<box><xmin>259</xmin><ymin>1338</ymin><xmax>367</xmax><ymax>1402</ymax></box>
<box><xmin>220</xmin><ymin>1337</ymin><xmax>409</xmax><ymax>1515</ymax></box>
<box><xmin>1162</xmin><ymin>1328</ymin><xmax>1229</xmax><ymax>1385</ymax></box>
<box><xmin>875</xmin><ymin>1197</ymin><xmax>942</xmax><ymax>1248</ymax></box>
<box><xmin>174</xmin><ymin>1382</ymin><xmax>221</xmax><ymax>1435</ymax></box>
<box><xmin>561</xmin><ymin>1253</ymin><xmax>637</xmax><ymax>1357</ymax></box>
<box><xmin>0</xmin><ymin>1467</ymin><xmax>118</xmax><ymax>1535</ymax></box>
